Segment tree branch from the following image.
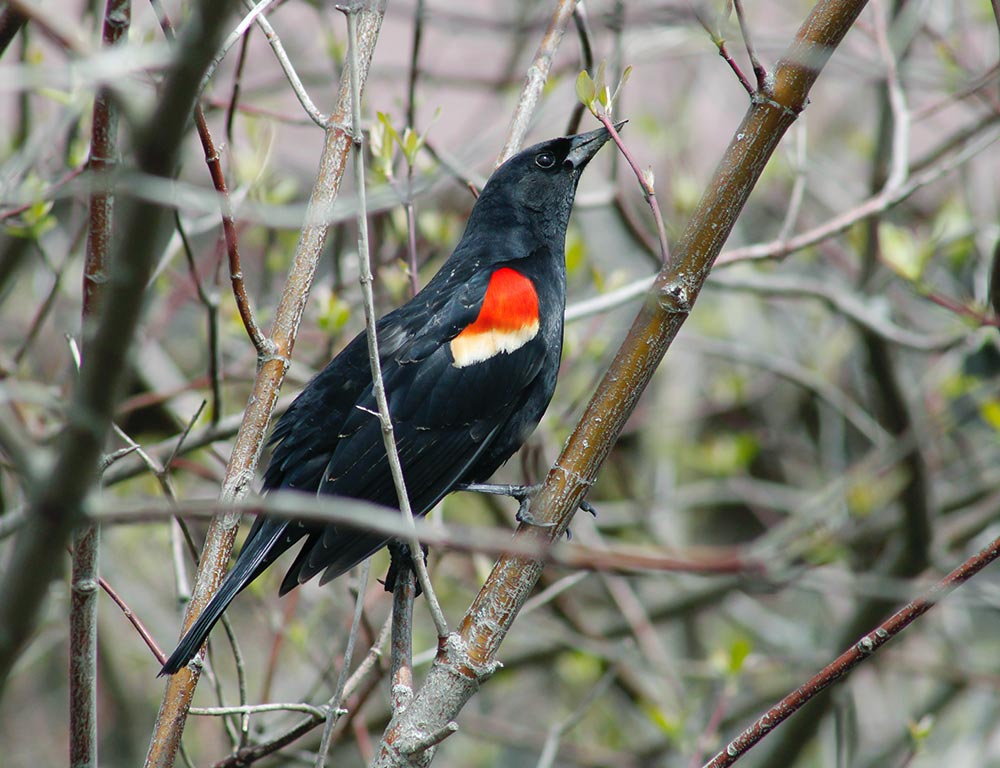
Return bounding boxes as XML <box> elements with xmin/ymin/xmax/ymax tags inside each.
<box><xmin>0</xmin><ymin>0</ymin><xmax>242</xmax><ymax>695</ymax></box>
<box><xmin>144</xmin><ymin>4</ymin><xmax>386</xmax><ymax>766</ymax></box>
<box><xmin>369</xmin><ymin>1</ymin><xmax>871</xmax><ymax>764</ymax></box>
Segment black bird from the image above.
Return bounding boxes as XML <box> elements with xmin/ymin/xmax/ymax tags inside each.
<box><xmin>161</xmin><ymin>126</ymin><xmax>612</xmax><ymax>675</ymax></box>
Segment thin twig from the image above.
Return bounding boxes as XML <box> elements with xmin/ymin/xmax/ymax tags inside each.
<box><xmin>565</xmin><ymin>2</ymin><xmax>595</xmax><ymax>135</ymax></box>
<box><xmin>175</xmin><ymin>214</ymin><xmax>223</xmax><ymax>423</ymax></box>
<box><xmin>225</xmin><ymin>22</ymin><xmax>252</xmax><ymax>144</ymax></box>
<box><xmin>99</xmin><ymin>574</ymin><xmax>166</xmax><ymax>663</ymax></box>
<box><xmin>497</xmin><ymin>0</ymin><xmax>579</xmax><ymax>165</ymax></box>
<box><xmin>732</xmin><ymin>0</ymin><xmax>766</xmax><ymax>91</ymax></box>
<box><xmin>199</xmin><ymin>0</ymin><xmax>326</xmax><ymax>127</ymax></box>
<box><xmin>701</xmin><ymin>533</ymin><xmax>1000</xmax><ymax>767</ymax></box>
<box><xmin>776</xmin><ymin>121</ymin><xmax>807</xmax><ymax>243</ymax></box>
<box><xmin>150</xmin><ymin>0</ymin><xmax>268</xmax><ymax>353</ymax></box>
<box><xmin>212</xmin><ymin>617</ymin><xmax>391</xmax><ymax>768</ymax></box>
<box><xmin>405</xmin><ymin>0</ymin><xmax>424</xmax><ymax>130</ymax></box>
<box><xmin>595</xmin><ymin>114</ymin><xmax>671</xmax><ymax>266</ymax></box>
<box><xmin>340</xmin><ymin>0</ymin><xmax>448</xmax><ymax>639</ymax></box>
<box><xmin>316</xmin><ymin>561</ymin><xmax>371</xmax><ymax>768</ymax></box>
<box><xmin>191</xmin><ymin>702</ymin><xmax>328</xmax><ymax>718</ymax></box>
<box><xmin>695</xmin><ymin>8</ymin><xmax>755</xmax><ymax>97</ymax></box>
<box><xmin>872</xmin><ymin>0</ymin><xmax>909</xmax><ymax>192</ymax></box>
<box><xmin>535</xmin><ymin>664</ymin><xmax>619</xmax><ymax>768</ymax></box>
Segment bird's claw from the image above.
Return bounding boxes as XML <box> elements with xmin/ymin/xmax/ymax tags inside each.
<box><xmin>458</xmin><ymin>481</ymin><xmax>596</xmax><ymax>537</ymax></box>
<box><xmin>514</xmin><ymin>496</ymin><xmax>557</xmax><ymax>529</ymax></box>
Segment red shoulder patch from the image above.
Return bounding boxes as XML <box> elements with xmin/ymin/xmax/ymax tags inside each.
<box><xmin>465</xmin><ymin>267</ymin><xmax>539</xmax><ymax>333</ymax></box>
<box><xmin>450</xmin><ymin>268</ymin><xmax>540</xmax><ymax>367</ymax></box>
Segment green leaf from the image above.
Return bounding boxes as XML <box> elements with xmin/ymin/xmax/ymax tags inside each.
<box><xmin>402</xmin><ymin>127</ymin><xmax>420</xmax><ymax>165</ymax></box>
<box><xmin>575</xmin><ymin>70</ymin><xmax>596</xmax><ymax>108</ymax></box>
<box><xmin>979</xmin><ymin>399</ymin><xmax>1000</xmax><ymax>432</ymax></box>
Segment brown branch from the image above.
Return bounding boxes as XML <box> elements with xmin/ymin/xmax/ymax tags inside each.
<box><xmin>496</xmin><ymin>0</ymin><xmax>579</xmax><ymax>165</ymax></box>
<box><xmin>73</xmin><ymin>1</ymin><xmax>130</xmax><ymax>758</ymax></box>
<box><xmin>701</xmin><ymin>533</ymin><xmax>1000</xmax><ymax>767</ymax></box>
<box><xmin>369</xmin><ymin>1</ymin><xmax>871</xmax><ymax>764</ymax></box>
<box><xmin>390</xmin><ymin>568</ymin><xmax>417</xmax><ymax>714</ymax></box>
<box><xmin>143</xmin><ymin>4</ymin><xmax>387</xmax><ymax>766</ymax></box>
<box><xmin>90</xmin><ymin>494</ymin><xmax>759</xmax><ymax>578</ymax></box>
<box><xmin>149</xmin><ymin>0</ymin><xmax>268</xmax><ymax>353</ymax></box>
<box><xmin>695</xmin><ymin>6</ymin><xmax>755</xmax><ymax>97</ymax></box>
<box><xmin>99</xmin><ymin>575</ymin><xmax>166</xmax><ymax>665</ymax></box>
<box><xmin>733</xmin><ymin>0</ymin><xmax>767</xmax><ymax>90</ymax></box>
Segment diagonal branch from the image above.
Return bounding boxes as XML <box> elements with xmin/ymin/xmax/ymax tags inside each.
<box><xmin>702</xmin><ymin>531</ymin><xmax>1000</xmax><ymax>767</ymax></box>
<box><xmin>369</xmin><ymin>1</ymin><xmax>871</xmax><ymax>764</ymax></box>
<box><xmin>143</xmin><ymin>4</ymin><xmax>386</xmax><ymax>767</ymax></box>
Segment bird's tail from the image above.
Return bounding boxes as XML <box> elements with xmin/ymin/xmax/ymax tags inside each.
<box><xmin>159</xmin><ymin>518</ymin><xmax>293</xmax><ymax>676</ymax></box>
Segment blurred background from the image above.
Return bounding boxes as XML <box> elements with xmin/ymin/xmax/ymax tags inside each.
<box><xmin>2</xmin><ymin>0</ymin><xmax>1000</xmax><ymax>766</ymax></box>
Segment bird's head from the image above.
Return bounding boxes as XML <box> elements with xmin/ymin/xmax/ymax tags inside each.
<box><xmin>468</xmin><ymin>126</ymin><xmax>615</xmax><ymax>239</ymax></box>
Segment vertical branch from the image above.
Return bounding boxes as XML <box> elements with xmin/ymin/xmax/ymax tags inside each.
<box><xmin>403</xmin><ymin>0</ymin><xmax>425</xmax><ymax>296</ymax></box>
<box><xmin>145</xmin><ymin>5</ymin><xmax>386</xmax><ymax>766</ymax></box>
<box><xmin>389</xmin><ymin>568</ymin><xmax>416</xmax><ymax>714</ymax></box>
<box><xmin>315</xmin><ymin>561</ymin><xmax>371</xmax><ymax>768</ymax></box>
<box><xmin>340</xmin><ymin>1</ymin><xmax>448</xmax><ymax>639</ymax></box>
<box><xmin>69</xmin><ymin>523</ymin><xmax>101</xmax><ymax>768</ymax></box>
<box><xmin>405</xmin><ymin>0</ymin><xmax>424</xmax><ymax>130</ymax></box>
<box><xmin>73</xmin><ymin>2</ymin><xmax>127</xmax><ymax>765</ymax></box>
<box><xmin>564</xmin><ymin>2</ymin><xmax>595</xmax><ymax>135</ymax></box>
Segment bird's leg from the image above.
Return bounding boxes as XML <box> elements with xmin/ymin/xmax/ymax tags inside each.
<box><xmin>383</xmin><ymin>541</ymin><xmax>428</xmax><ymax>596</ymax></box>
<box><xmin>456</xmin><ymin>482</ymin><xmax>597</xmax><ymax>530</ymax></box>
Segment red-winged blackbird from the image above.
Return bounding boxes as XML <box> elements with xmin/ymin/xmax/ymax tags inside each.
<box><xmin>161</xmin><ymin>127</ymin><xmax>612</xmax><ymax>675</ymax></box>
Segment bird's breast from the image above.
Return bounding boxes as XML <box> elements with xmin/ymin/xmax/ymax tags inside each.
<box><xmin>450</xmin><ymin>267</ymin><xmax>540</xmax><ymax>368</ymax></box>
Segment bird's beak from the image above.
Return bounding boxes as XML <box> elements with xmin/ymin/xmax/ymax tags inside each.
<box><xmin>564</xmin><ymin>121</ymin><xmax>624</xmax><ymax>171</ymax></box>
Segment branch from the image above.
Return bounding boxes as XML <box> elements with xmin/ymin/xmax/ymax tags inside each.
<box><xmin>496</xmin><ymin>0</ymin><xmax>579</xmax><ymax>165</ymax></box>
<box><xmin>144</xmin><ymin>4</ymin><xmax>386</xmax><ymax>766</ymax></box>
<box><xmin>369</xmin><ymin>1</ymin><xmax>871</xmax><ymax>764</ymax></box>
<box><xmin>72</xmin><ymin>4</ymin><xmax>130</xmax><ymax>763</ymax></box>
<box><xmin>149</xmin><ymin>0</ymin><xmax>268</xmax><ymax>352</ymax></box>
<box><xmin>0</xmin><ymin>0</ymin><xmax>243</xmax><ymax>695</ymax></box>
<box><xmin>340</xmin><ymin>1</ymin><xmax>448</xmax><ymax>639</ymax></box>
<box><xmin>701</xmin><ymin>532</ymin><xmax>1000</xmax><ymax>767</ymax></box>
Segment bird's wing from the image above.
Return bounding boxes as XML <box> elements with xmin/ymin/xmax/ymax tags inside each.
<box><xmin>273</xmin><ymin>258</ymin><xmax>552</xmax><ymax>589</ymax></box>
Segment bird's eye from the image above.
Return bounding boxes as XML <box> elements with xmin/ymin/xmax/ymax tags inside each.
<box><xmin>535</xmin><ymin>152</ymin><xmax>556</xmax><ymax>169</ymax></box>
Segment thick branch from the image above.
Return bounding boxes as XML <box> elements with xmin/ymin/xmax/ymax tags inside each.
<box><xmin>370</xmin><ymin>1</ymin><xmax>870</xmax><ymax>764</ymax></box>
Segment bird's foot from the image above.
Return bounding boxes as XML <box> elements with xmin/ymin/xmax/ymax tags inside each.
<box><xmin>456</xmin><ymin>482</ymin><xmax>597</xmax><ymax>536</ymax></box>
<box><xmin>383</xmin><ymin>541</ymin><xmax>428</xmax><ymax>596</ymax></box>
